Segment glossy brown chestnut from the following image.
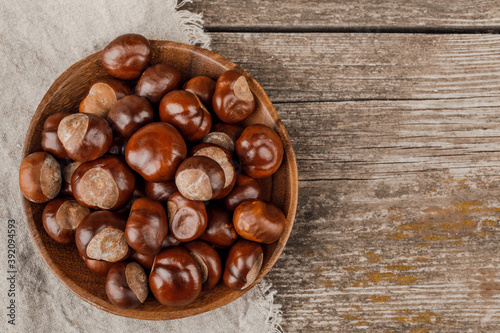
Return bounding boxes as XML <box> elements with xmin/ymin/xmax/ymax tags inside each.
<box><xmin>41</xmin><ymin>112</ymin><xmax>71</xmax><ymax>160</ymax></box>
<box><xmin>57</xmin><ymin>113</ymin><xmax>113</xmax><ymax>162</ymax></box>
<box><xmin>101</xmin><ymin>33</ymin><xmax>151</xmax><ymax>80</ymax></box>
<box><xmin>182</xmin><ymin>76</ymin><xmax>216</xmax><ymax>108</ymax></box>
<box><xmin>136</xmin><ymin>64</ymin><xmax>181</xmax><ymax>104</ymax></box>
<box><xmin>159</xmin><ymin>90</ymin><xmax>212</xmax><ymax>142</ymax></box>
<box><xmin>144</xmin><ymin>180</ymin><xmax>177</xmax><ymax>204</ymax></box>
<box><xmin>233</xmin><ymin>200</ymin><xmax>286</xmax><ymax>244</ymax></box>
<box><xmin>224</xmin><ymin>173</ymin><xmax>262</xmax><ymax>211</ymax></box>
<box><xmin>125</xmin><ymin>122</ymin><xmax>187</xmax><ymax>182</ymax></box>
<box><xmin>149</xmin><ymin>247</ymin><xmax>202</xmax><ymax>306</ymax></box>
<box><xmin>175</xmin><ymin>156</ymin><xmax>225</xmax><ymax>201</ymax></box>
<box><xmin>131</xmin><ymin>233</ymin><xmax>183</xmax><ymax>271</ymax></box>
<box><xmin>42</xmin><ymin>198</ymin><xmax>90</xmax><ymax>244</ymax></box>
<box><xmin>76</xmin><ymin>211</ymin><xmax>131</xmax><ymax>262</ymax></box>
<box><xmin>190</xmin><ymin>143</ymin><xmax>236</xmax><ymax>200</ymax></box>
<box><xmin>107</xmin><ymin>136</ymin><xmax>128</xmax><ymax>156</ymax></box>
<box><xmin>107</xmin><ymin>95</ymin><xmax>154</xmax><ymax>138</ymax></box>
<box><xmin>236</xmin><ymin>124</ymin><xmax>284</xmax><ymax>179</ymax></box>
<box><xmin>72</xmin><ymin>155</ymin><xmax>135</xmax><ymax>210</ymax></box>
<box><xmin>19</xmin><ymin>152</ymin><xmax>61</xmax><ymax>203</ymax></box>
<box><xmin>167</xmin><ymin>192</ymin><xmax>207</xmax><ymax>242</ymax></box>
<box><xmin>202</xmin><ymin>122</ymin><xmax>243</xmax><ymax>153</ymax></box>
<box><xmin>60</xmin><ymin>161</ymin><xmax>81</xmax><ymax>196</ymax></box>
<box><xmin>115</xmin><ymin>181</ymin><xmax>146</xmax><ymax>220</ymax></box>
<box><xmin>125</xmin><ymin>197</ymin><xmax>168</xmax><ymax>256</ymax></box>
<box><xmin>223</xmin><ymin>239</ymin><xmax>263</xmax><ymax>290</ymax></box>
<box><xmin>184</xmin><ymin>240</ymin><xmax>222</xmax><ymax>289</ymax></box>
<box><xmin>212</xmin><ymin>70</ymin><xmax>255</xmax><ymax>123</ymax></box>
<box><xmin>79</xmin><ymin>78</ymin><xmax>132</xmax><ymax>118</ymax></box>
<box><xmin>199</xmin><ymin>206</ymin><xmax>237</xmax><ymax>249</ymax></box>
<box><xmin>82</xmin><ymin>255</ymin><xmax>115</xmax><ymax>277</ymax></box>
<box><xmin>106</xmin><ymin>261</ymin><xmax>149</xmax><ymax>309</ymax></box>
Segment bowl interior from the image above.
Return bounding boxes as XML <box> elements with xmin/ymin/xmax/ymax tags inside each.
<box><xmin>22</xmin><ymin>40</ymin><xmax>298</xmax><ymax>320</ymax></box>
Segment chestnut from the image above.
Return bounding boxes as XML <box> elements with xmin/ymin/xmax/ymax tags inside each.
<box><xmin>72</xmin><ymin>155</ymin><xmax>135</xmax><ymax>210</ymax></box>
<box><xmin>79</xmin><ymin>78</ymin><xmax>132</xmax><ymax>118</ymax></box>
<box><xmin>82</xmin><ymin>256</ymin><xmax>115</xmax><ymax>277</ymax></box>
<box><xmin>184</xmin><ymin>240</ymin><xmax>222</xmax><ymax>289</ymax></box>
<box><xmin>125</xmin><ymin>197</ymin><xmax>168</xmax><ymax>256</ymax></box>
<box><xmin>212</xmin><ymin>70</ymin><xmax>255</xmax><ymax>123</ymax></box>
<box><xmin>175</xmin><ymin>156</ymin><xmax>225</xmax><ymax>201</ymax></box>
<box><xmin>101</xmin><ymin>33</ymin><xmax>151</xmax><ymax>80</ymax></box>
<box><xmin>125</xmin><ymin>122</ymin><xmax>187</xmax><ymax>182</ymax></box>
<box><xmin>236</xmin><ymin>124</ymin><xmax>284</xmax><ymax>179</ymax></box>
<box><xmin>131</xmin><ymin>233</ymin><xmax>183</xmax><ymax>271</ymax></box>
<box><xmin>41</xmin><ymin>112</ymin><xmax>71</xmax><ymax>160</ymax></box>
<box><xmin>144</xmin><ymin>180</ymin><xmax>177</xmax><ymax>204</ymax></box>
<box><xmin>57</xmin><ymin>113</ymin><xmax>113</xmax><ymax>162</ymax></box>
<box><xmin>42</xmin><ymin>198</ymin><xmax>90</xmax><ymax>244</ymax></box>
<box><xmin>159</xmin><ymin>90</ymin><xmax>212</xmax><ymax>142</ymax></box>
<box><xmin>149</xmin><ymin>246</ymin><xmax>202</xmax><ymax>306</ymax></box>
<box><xmin>182</xmin><ymin>76</ymin><xmax>216</xmax><ymax>108</ymax></box>
<box><xmin>115</xmin><ymin>181</ymin><xmax>146</xmax><ymax>220</ymax></box>
<box><xmin>19</xmin><ymin>152</ymin><xmax>61</xmax><ymax>203</ymax></box>
<box><xmin>136</xmin><ymin>64</ymin><xmax>181</xmax><ymax>104</ymax></box>
<box><xmin>76</xmin><ymin>211</ymin><xmax>131</xmax><ymax>262</ymax></box>
<box><xmin>223</xmin><ymin>239</ymin><xmax>263</xmax><ymax>290</ymax></box>
<box><xmin>199</xmin><ymin>206</ymin><xmax>237</xmax><ymax>249</ymax></box>
<box><xmin>107</xmin><ymin>136</ymin><xmax>128</xmax><ymax>156</ymax></box>
<box><xmin>106</xmin><ymin>261</ymin><xmax>149</xmax><ymax>309</ymax></box>
<box><xmin>202</xmin><ymin>122</ymin><xmax>243</xmax><ymax>153</ymax></box>
<box><xmin>61</xmin><ymin>161</ymin><xmax>82</xmax><ymax>196</ymax></box>
<box><xmin>224</xmin><ymin>173</ymin><xmax>262</xmax><ymax>211</ymax></box>
<box><xmin>233</xmin><ymin>200</ymin><xmax>286</xmax><ymax>244</ymax></box>
<box><xmin>167</xmin><ymin>192</ymin><xmax>207</xmax><ymax>242</ymax></box>
<box><xmin>107</xmin><ymin>95</ymin><xmax>154</xmax><ymax>138</ymax></box>
<box><xmin>190</xmin><ymin>143</ymin><xmax>236</xmax><ymax>199</ymax></box>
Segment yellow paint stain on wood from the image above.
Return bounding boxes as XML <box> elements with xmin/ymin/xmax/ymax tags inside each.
<box><xmin>342</xmin><ymin>314</ymin><xmax>362</xmax><ymax>321</ymax></box>
<box><xmin>344</xmin><ymin>265</ymin><xmax>365</xmax><ymax>272</ymax></box>
<box><xmin>393</xmin><ymin>310</ymin><xmax>442</xmax><ymax>326</ymax></box>
<box><xmin>353</xmin><ymin>272</ymin><xmax>419</xmax><ymax>287</ymax></box>
<box><xmin>396</xmin><ymin>275</ymin><xmax>419</xmax><ymax>285</ymax></box>
<box><xmin>357</xmin><ymin>321</ymin><xmax>371</xmax><ymax>326</ymax></box>
<box><xmin>387</xmin><ymin>232</ymin><xmax>408</xmax><ymax>240</ymax></box>
<box><xmin>482</xmin><ymin>219</ymin><xmax>498</xmax><ymax>226</ymax></box>
<box><xmin>353</xmin><ymin>305</ymin><xmax>363</xmax><ymax>312</ymax></box>
<box><xmin>386</xmin><ymin>264</ymin><xmax>414</xmax><ymax>271</ymax></box>
<box><xmin>366</xmin><ymin>251</ymin><xmax>381</xmax><ymax>263</ymax></box>
<box><xmin>370</xmin><ymin>295</ymin><xmax>392</xmax><ymax>302</ymax></box>
<box><xmin>416</xmin><ymin>257</ymin><xmax>430</xmax><ymax>262</ymax></box>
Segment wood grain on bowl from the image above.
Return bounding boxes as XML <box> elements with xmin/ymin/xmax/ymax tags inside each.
<box><xmin>21</xmin><ymin>41</ymin><xmax>298</xmax><ymax>320</ymax></box>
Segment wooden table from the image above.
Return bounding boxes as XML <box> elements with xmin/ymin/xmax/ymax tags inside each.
<box><xmin>187</xmin><ymin>1</ymin><xmax>500</xmax><ymax>331</ymax></box>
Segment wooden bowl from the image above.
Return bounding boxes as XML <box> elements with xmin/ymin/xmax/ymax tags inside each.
<box><xmin>21</xmin><ymin>40</ymin><xmax>298</xmax><ymax>320</ymax></box>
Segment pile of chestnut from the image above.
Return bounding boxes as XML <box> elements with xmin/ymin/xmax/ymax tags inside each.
<box><xmin>19</xmin><ymin>34</ymin><xmax>286</xmax><ymax>309</ymax></box>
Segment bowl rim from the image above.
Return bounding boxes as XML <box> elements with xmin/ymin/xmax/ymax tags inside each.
<box><xmin>21</xmin><ymin>40</ymin><xmax>298</xmax><ymax>320</ymax></box>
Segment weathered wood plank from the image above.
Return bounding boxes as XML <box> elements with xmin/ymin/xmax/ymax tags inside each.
<box><xmin>208</xmin><ymin>33</ymin><xmax>500</xmax><ymax>102</ymax></box>
<box><xmin>270</xmin><ymin>177</ymin><xmax>500</xmax><ymax>332</ymax></box>
<box><xmin>264</xmin><ymin>97</ymin><xmax>500</xmax><ymax>331</ymax></box>
<box><xmin>187</xmin><ymin>0</ymin><xmax>500</xmax><ymax>30</ymax></box>
<box><xmin>276</xmin><ymin>97</ymin><xmax>500</xmax><ymax>181</ymax></box>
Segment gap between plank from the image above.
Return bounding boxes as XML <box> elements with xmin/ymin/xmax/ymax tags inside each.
<box><xmin>206</xmin><ymin>26</ymin><xmax>500</xmax><ymax>34</ymax></box>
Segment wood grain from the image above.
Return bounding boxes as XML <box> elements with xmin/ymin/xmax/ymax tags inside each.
<box><xmin>187</xmin><ymin>0</ymin><xmax>500</xmax><ymax>31</ymax></box>
<box><xmin>208</xmin><ymin>33</ymin><xmax>500</xmax><ymax>103</ymax></box>
<box><xmin>268</xmin><ymin>99</ymin><xmax>500</xmax><ymax>332</ymax></box>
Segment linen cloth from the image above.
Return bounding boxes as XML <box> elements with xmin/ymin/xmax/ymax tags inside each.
<box><xmin>0</xmin><ymin>1</ymin><xmax>282</xmax><ymax>332</ymax></box>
